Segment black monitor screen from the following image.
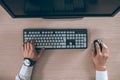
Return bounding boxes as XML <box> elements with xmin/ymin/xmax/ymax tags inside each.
<box><xmin>0</xmin><ymin>0</ymin><xmax>120</xmax><ymax>18</ymax></box>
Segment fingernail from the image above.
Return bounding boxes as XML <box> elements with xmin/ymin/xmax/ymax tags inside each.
<box><xmin>95</xmin><ymin>42</ymin><xmax>97</xmax><ymax>44</ymax></box>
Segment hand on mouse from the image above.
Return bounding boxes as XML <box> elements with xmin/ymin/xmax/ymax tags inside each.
<box><xmin>22</xmin><ymin>40</ymin><xmax>45</xmax><ymax>61</ymax></box>
<box><xmin>91</xmin><ymin>42</ymin><xmax>109</xmax><ymax>71</ymax></box>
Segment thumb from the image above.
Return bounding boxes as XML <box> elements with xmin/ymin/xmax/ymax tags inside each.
<box><xmin>91</xmin><ymin>48</ymin><xmax>95</xmax><ymax>59</ymax></box>
<box><xmin>37</xmin><ymin>48</ymin><xmax>45</xmax><ymax>58</ymax></box>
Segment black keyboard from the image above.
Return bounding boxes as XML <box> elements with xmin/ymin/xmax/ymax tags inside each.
<box><xmin>23</xmin><ymin>29</ymin><xmax>88</xmax><ymax>49</ymax></box>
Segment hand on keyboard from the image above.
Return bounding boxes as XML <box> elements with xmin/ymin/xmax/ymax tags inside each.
<box><xmin>22</xmin><ymin>40</ymin><xmax>45</xmax><ymax>61</ymax></box>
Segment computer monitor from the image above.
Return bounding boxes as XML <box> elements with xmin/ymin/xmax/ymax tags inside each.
<box><xmin>0</xmin><ymin>0</ymin><xmax>120</xmax><ymax>18</ymax></box>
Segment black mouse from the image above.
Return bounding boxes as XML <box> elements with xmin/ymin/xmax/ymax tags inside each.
<box><xmin>94</xmin><ymin>39</ymin><xmax>102</xmax><ymax>56</ymax></box>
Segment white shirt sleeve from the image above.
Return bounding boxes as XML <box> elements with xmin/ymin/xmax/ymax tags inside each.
<box><xmin>16</xmin><ymin>64</ymin><xmax>33</xmax><ymax>80</ymax></box>
<box><xmin>96</xmin><ymin>70</ymin><xmax>108</xmax><ymax>80</ymax></box>
<box><xmin>16</xmin><ymin>65</ymin><xmax>108</xmax><ymax>80</ymax></box>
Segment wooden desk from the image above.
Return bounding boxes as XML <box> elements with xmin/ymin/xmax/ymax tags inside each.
<box><xmin>0</xmin><ymin>5</ymin><xmax>120</xmax><ymax>80</ymax></box>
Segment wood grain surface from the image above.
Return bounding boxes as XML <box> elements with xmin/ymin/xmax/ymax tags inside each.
<box><xmin>0</xmin><ymin>5</ymin><xmax>120</xmax><ymax>80</ymax></box>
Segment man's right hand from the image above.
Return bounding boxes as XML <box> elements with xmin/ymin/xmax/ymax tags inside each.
<box><xmin>91</xmin><ymin>42</ymin><xmax>109</xmax><ymax>71</ymax></box>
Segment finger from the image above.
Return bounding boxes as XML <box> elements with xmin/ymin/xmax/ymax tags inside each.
<box><xmin>31</xmin><ymin>40</ymin><xmax>35</xmax><ymax>48</ymax></box>
<box><xmin>101</xmin><ymin>42</ymin><xmax>108</xmax><ymax>49</ymax></box>
<box><xmin>91</xmin><ymin>48</ymin><xmax>95</xmax><ymax>59</ymax></box>
<box><xmin>27</xmin><ymin>41</ymin><xmax>30</xmax><ymax>51</ymax></box>
<box><xmin>37</xmin><ymin>48</ymin><xmax>45</xmax><ymax>58</ymax></box>
<box><xmin>96</xmin><ymin>43</ymin><xmax>101</xmax><ymax>56</ymax></box>
<box><xmin>31</xmin><ymin>39</ymin><xmax>34</xmax><ymax>44</ymax></box>
<box><xmin>22</xmin><ymin>43</ymin><xmax>25</xmax><ymax>51</ymax></box>
<box><xmin>30</xmin><ymin>40</ymin><xmax>32</xmax><ymax>44</ymax></box>
<box><xmin>40</xmin><ymin>48</ymin><xmax>45</xmax><ymax>55</ymax></box>
<box><xmin>30</xmin><ymin>41</ymin><xmax>34</xmax><ymax>50</ymax></box>
<box><xmin>24</xmin><ymin>42</ymin><xmax>27</xmax><ymax>51</ymax></box>
<box><xmin>24</xmin><ymin>42</ymin><xmax>28</xmax><ymax>57</ymax></box>
<box><xmin>101</xmin><ymin>42</ymin><xmax>109</xmax><ymax>59</ymax></box>
<box><xmin>101</xmin><ymin>42</ymin><xmax>109</xmax><ymax>53</ymax></box>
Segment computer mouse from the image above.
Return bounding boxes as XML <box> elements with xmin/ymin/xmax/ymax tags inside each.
<box><xmin>93</xmin><ymin>39</ymin><xmax>102</xmax><ymax>56</ymax></box>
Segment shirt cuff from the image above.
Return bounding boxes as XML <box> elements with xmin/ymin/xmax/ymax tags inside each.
<box><xmin>96</xmin><ymin>70</ymin><xmax>108</xmax><ymax>80</ymax></box>
<box><xmin>19</xmin><ymin>64</ymin><xmax>33</xmax><ymax>78</ymax></box>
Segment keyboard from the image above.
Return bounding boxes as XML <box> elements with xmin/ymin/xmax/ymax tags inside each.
<box><xmin>23</xmin><ymin>29</ymin><xmax>88</xmax><ymax>49</ymax></box>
